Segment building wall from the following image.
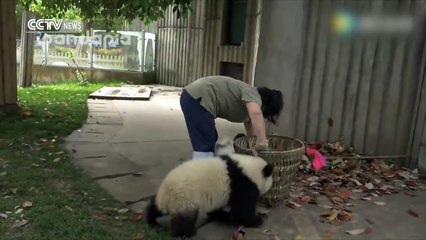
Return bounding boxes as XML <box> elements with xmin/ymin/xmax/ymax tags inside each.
<box><xmin>255</xmin><ymin>0</ymin><xmax>426</xmax><ymax>162</ymax></box>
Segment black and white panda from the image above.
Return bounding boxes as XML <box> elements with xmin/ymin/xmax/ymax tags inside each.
<box><xmin>145</xmin><ymin>153</ymin><xmax>273</xmax><ymax>238</ymax></box>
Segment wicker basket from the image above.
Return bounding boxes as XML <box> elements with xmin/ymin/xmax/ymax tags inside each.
<box><xmin>234</xmin><ymin>135</ymin><xmax>305</xmax><ymax>207</ymax></box>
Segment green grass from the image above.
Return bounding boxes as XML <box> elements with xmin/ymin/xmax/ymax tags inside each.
<box><xmin>0</xmin><ymin>81</ymin><xmax>170</xmax><ymax>240</ymax></box>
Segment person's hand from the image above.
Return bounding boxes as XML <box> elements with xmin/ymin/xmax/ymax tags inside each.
<box><xmin>254</xmin><ymin>139</ymin><xmax>269</xmax><ymax>151</ymax></box>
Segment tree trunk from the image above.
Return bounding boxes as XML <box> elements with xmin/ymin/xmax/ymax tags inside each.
<box><xmin>18</xmin><ymin>8</ymin><xmax>35</xmax><ymax>87</ymax></box>
<box><xmin>83</xmin><ymin>18</ymin><xmax>93</xmax><ymax>36</ymax></box>
<box><xmin>0</xmin><ymin>0</ymin><xmax>17</xmax><ymax>110</ymax></box>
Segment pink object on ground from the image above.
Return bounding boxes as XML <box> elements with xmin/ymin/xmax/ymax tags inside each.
<box><xmin>306</xmin><ymin>147</ymin><xmax>327</xmax><ymax>170</ymax></box>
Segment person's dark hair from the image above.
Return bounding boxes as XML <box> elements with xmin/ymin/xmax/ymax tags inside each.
<box><xmin>257</xmin><ymin>87</ymin><xmax>284</xmax><ymax>125</ymax></box>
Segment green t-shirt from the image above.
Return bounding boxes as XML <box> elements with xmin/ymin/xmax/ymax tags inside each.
<box><xmin>184</xmin><ymin>76</ymin><xmax>262</xmax><ymax>123</ymax></box>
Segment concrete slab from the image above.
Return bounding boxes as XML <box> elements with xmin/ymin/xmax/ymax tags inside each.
<box><xmin>87</xmin><ymin>99</ymin><xmax>118</xmax><ymax>113</ymax></box>
<box><xmin>86</xmin><ymin>112</ymin><xmax>123</xmax><ymax>125</ymax></box>
<box><xmin>63</xmin><ymin>142</ymin><xmax>113</xmax><ymax>158</ymax></box>
<box><xmin>196</xmin><ymin>204</ymin><xmax>298</xmax><ymax>240</ymax></box>
<box><xmin>112</xmin><ymin>141</ymin><xmax>192</xmax><ymax>167</ymax></box>
<box><xmin>109</xmin><ymin>97</ymin><xmax>244</xmax><ymax>143</ymax></box>
<box><xmin>95</xmin><ymin>157</ymin><xmax>183</xmax><ymax>203</ymax></box>
<box><xmin>96</xmin><ymin>174</ymin><xmax>157</xmax><ymax>203</ymax></box>
<box><xmin>64</xmin><ymin>124</ymin><xmax>119</xmax><ymax>143</ymax></box>
<box><xmin>72</xmin><ymin>153</ymin><xmax>143</xmax><ymax>178</ymax></box>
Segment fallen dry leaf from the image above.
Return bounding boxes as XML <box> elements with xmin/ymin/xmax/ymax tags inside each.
<box><xmin>21</xmin><ymin>109</ymin><xmax>32</xmax><ymax>117</ymax></box>
<box><xmin>331</xmin><ymin>196</ymin><xmax>344</xmax><ymax>204</ymax></box>
<box><xmin>295</xmin><ymin>195</ymin><xmax>312</xmax><ymax>206</ymax></box>
<box><xmin>318</xmin><ymin>204</ymin><xmax>333</xmax><ymax>209</ymax></box>
<box><xmin>374</xmin><ymin>202</ymin><xmax>386</xmax><ymax>206</ymax></box>
<box><xmin>0</xmin><ymin>171</ymin><xmax>7</xmax><ymax>177</ymax></box>
<box><xmin>65</xmin><ymin>206</ymin><xmax>74</xmax><ymax>212</ymax></box>
<box><xmin>397</xmin><ymin>171</ymin><xmax>411</xmax><ymax>180</ymax></box>
<box><xmin>11</xmin><ymin>219</ymin><xmax>29</xmax><ymax>229</ymax></box>
<box><xmin>365</xmin><ymin>183</ymin><xmax>374</xmax><ymax>190</ymax></box>
<box><xmin>10</xmin><ymin>188</ymin><xmax>18</xmax><ymax>194</ymax></box>
<box><xmin>337</xmin><ymin>211</ymin><xmax>353</xmax><ymax>222</ymax></box>
<box><xmin>306</xmin><ymin>176</ymin><xmax>319</xmax><ymax>182</ymax></box>
<box><xmin>53</xmin><ymin>158</ymin><xmax>61</xmax><ymax>163</ymax></box>
<box><xmin>360</xmin><ymin>197</ymin><xmax>371</xmax><ymax>201</ymax></box>
<box><xmin>351</xmin><ymin>178</ymin><xmax>363</xmax><ymax>186</ymax></box>
<box><xmin>15</xmin><ymin>208</ymin><xmax>24</xmax><ymax>214</ymax></box>
<box><xmin>132</xmin><ymin>213</ymin><xmax>143</xmax><ymax>222</ymax></box>
<box><xmin>327</xmin><ymin>212</ymin><xmax>338</xmax><ymax>221</ymax></box>
<box><xmin>322</xmin><ymin>230</ymin><xmax>334</xmax><ymax>239</ymax></box>
<box><xmin>345</xmin><ymin>228</ymin><xmax>365</xmax><ymax>235</ymax></box>
<box><xmin>22</xmin><ymin>201</ymin><xmax>32</xmax><ymax>208</ymax></box>
<box><xmin>340</xmin><ymin>190</ymin><xmax>351</xmax><ymax>200</ymax></box>
<box><xmin>331</xmin><ymin>220</ymin><xmax>344</xmax><ymax>226</ymax></box>
<box><xmin>287</xmin><ymin>201</ymin><xmax>303</xmax><ymax>208</ymax></box>
<box><xmin>294</xmin><ymin>233</ymin><xmax>304</xmax><ymax>240</ymax></box>
<box><xmin>117</xmin><ymin>208</ymin><xmax>129</xmax><ymax>214</ymax></box>
<box><xmin>0</xmin><ymin>213</ymin><xmax>8</xmax><ymax>219</ymax></box>
<box><xmin>407</xmin><ymin>209</ymin><xmax>419</xmax><ymax>218</ymax></box>
<box><xmin>131</xmin><ymin>235</ymin><xmax>144</xmax><ymax>240</ymax></box>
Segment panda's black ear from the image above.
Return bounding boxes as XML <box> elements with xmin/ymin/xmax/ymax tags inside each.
<box><xmin>262</xmin><ymin>164</ymin><xmax>273</xmax><ymax>177</ymax></box>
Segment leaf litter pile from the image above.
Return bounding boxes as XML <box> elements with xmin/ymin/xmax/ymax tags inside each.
<box><xmin>230</xmin><ymin>141</ymin><xmax>425</xmax><ymax>239</ymax></box>
<box><xmin>286</xmin><ymin>141</ymin><xmax>425</xmax><ymax>231</ymax></box>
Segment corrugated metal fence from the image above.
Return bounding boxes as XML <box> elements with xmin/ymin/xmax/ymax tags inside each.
<box><xmin>156</xmin><ymin>0</ymin><xmax>261</xmax><ymax>86</ymax></box>
<box><xmin>157</xmin><ymin>0</ymin><xmax>205</xmax><ymax>86</ymax></box>
<box><xmin>292</xmin><ymin>0</ymin><xmax>426</xmax><ymax>157</ymax></box>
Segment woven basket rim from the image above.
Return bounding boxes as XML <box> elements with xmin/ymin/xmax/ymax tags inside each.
<box><xmin>234</xmin><ymin>135</ymin><xmax>305</xmax><ymax>154</ymax></box>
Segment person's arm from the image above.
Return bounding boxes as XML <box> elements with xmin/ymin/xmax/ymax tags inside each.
<box><xmin>246</xmin><ymin>102</ymin><xmax>268</xmax><ymax>149</ymax></box>
<box><xmin>244</xmin><ymin>121</ymin><xmax>255</xmax><ymax>136</ymax></box>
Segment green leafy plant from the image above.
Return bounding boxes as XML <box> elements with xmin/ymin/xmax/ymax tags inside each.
<box><xmin>66</xmin><ymin>50</ymin><xmax>88</xmax><ymax>86</ymax></box>
<box><xmin>18</xmin><ymin>0</ymin><xmax>193</xmax><ymax>31</ymax></box>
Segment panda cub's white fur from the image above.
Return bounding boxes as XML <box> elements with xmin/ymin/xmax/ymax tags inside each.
<box><xmin>214</xmin><ymin>136</ymin><xmax>235</xmax><ymax>156</ymax></box>
<box><xmin>145</xmin><ymin>152</ymin><xmax>273</xmax><ymax>239</ymax></box>
<box><xmin>214</xmin><ymin>133</ymin><xmax>246</xmax><ymax>156</ymax></box>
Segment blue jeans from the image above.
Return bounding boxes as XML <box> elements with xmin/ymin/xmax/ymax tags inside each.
<box><xmin>180</xmin><ymin>90</ymin><xmax>218</xmax><ymax>153</ymax></box>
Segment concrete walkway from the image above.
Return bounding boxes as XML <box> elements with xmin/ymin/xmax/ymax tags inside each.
<box><xmin>64</xmin><ymin>85</ymin><xmax>426</xmax><ymax>240</ymax></box>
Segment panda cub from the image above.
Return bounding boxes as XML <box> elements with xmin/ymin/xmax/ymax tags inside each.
<box><xmin>145</xmin><ymin>153</ymin><xmax>273</xmax><ymax>238</ymax></box>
